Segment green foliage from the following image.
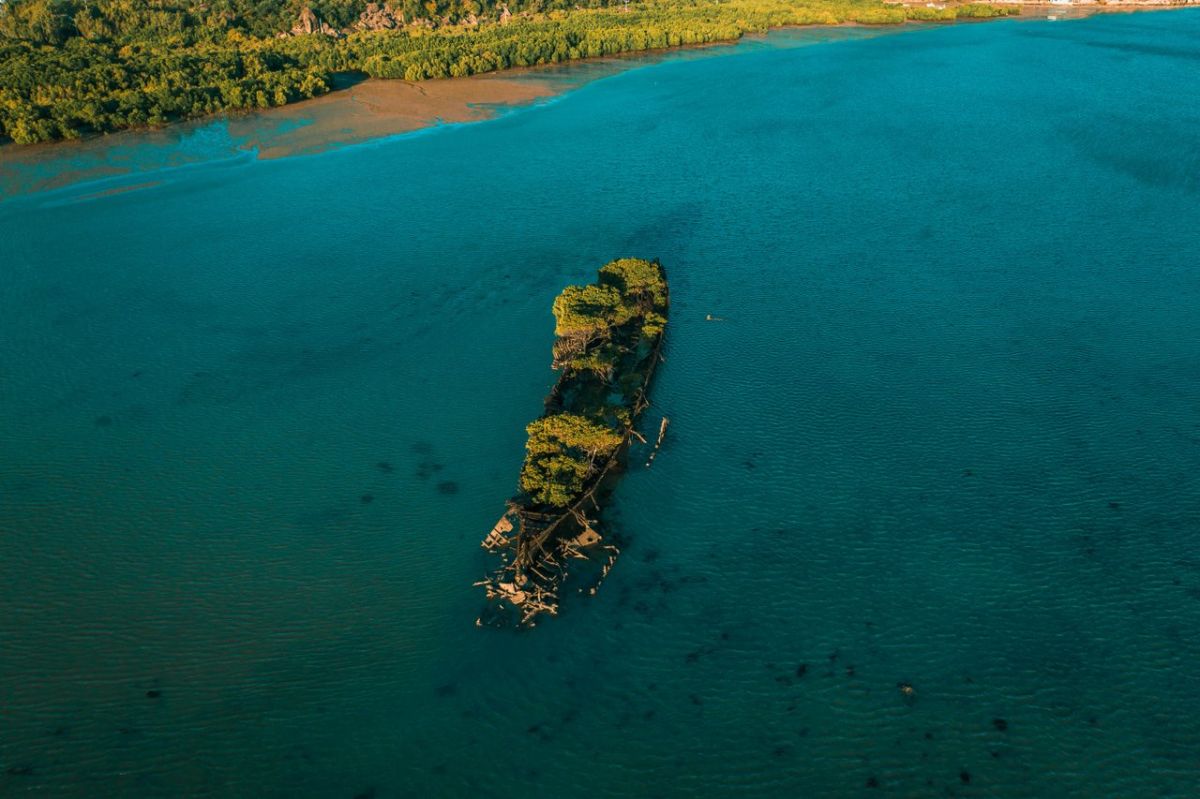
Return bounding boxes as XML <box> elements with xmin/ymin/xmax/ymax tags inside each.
<box><xmin>0</xmin><ymin>30</ymin><xmax>335</xmax><ymax>142</ymax></box>
<box><xmin>953</xmin><ymin>3</ymin><xmax>1019</xmax><ymax>18</ymax></box>
<box><xmin>564</xmin><ymin>342</ymin><xmax>622</xmax><ymax>382</ymax></box>
<box><xmin>526</xmin><ymin>413</ymin><xmax>624</xmax><ymax>459</ymax></box>
<box><xmin>551</xmin><ymin>282</ymin><xmax>629</xmax><ymax>365</ymax></box>
<box><xmin>519</xmin><ymin>412</ymin><xmax>624</xmax><ymax>506</ymax></box>
<box><xmin>640</xmin><ymin>310</ymin><xmax>667</xmax><ymax>340</ymax></box>
<box><xmin>902</xmin><ymin>5</ymin><xmax>956</xmax><ymax>21</ymax></box>
<box><xmin>344</xmin><ymin>7</ymin><xmax>750</xmax><ymax>81</ymax></box>
<box><xmin>552</xmin><ymin>257</ymin><xmax>666</xmax><ymax>368</ymax></box>
<box><xmin>598</xmin><ymin>257</ymin><xmax>667</xmax><ymax>311</ymax></box>
<box><xmin>519</xmin><ymin>453</ymin><xmax>590</xmax><ymax>507</ymax></box>
<box><xmin>519</xmin><ymin>258</ymin><xmax>667</xmax><ymax>506</ymax></box>
<box><xmin>901</xmin><ymin>2</ymin><xmax>1018</xmax><ymax>20</ymax></box>
<box><xmin>552</xmin><ymin>283</ymin><xmax>626</xmax><ymax>339</ymax></box>
<box><xmin>0</xmin><ymin>0</ymin><xmax>1016</xmax><ymax>143</ymax></box>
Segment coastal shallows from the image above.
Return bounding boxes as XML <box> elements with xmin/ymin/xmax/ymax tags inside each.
<box><xmin>477</xmin><ymin>258</ymin><xmax>669</xmax><ymax>628</ymax></box>
<box><xmin>0</xmin><ymin>0</ymin><xmax>1019</xmax><ymax>144</ymax></box>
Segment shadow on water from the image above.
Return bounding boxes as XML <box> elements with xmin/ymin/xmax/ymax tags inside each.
<box><xmin>330</xmin><ymin>71</ymin><xmax>370</xmax><ymax>91</ymax></box>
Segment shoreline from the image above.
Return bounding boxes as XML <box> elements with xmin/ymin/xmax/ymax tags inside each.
<box><xmin>255</xmin><ymin>1</ymin><xmax>1186</xmax><ymax>153</ymax></box>
<box><xmin>0</xmin><ymin>25</ymin><xmax>850</xmax><ymax>197</ymax></box>
<box><xmin>0</xmin><ymin>5</ymin><xmax>1190</xmax><ymax>198</ymax></box>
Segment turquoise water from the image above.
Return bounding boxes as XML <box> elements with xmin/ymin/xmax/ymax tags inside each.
<box><xmin>3</xmin><ymin>11</ymin><xmax>1200</xmax><ymax>796</ymax></box>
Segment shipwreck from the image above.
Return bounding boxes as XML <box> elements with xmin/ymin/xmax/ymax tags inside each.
<box><xmin>476</xmin><ymin>258</ymin><xmax>669</xmax><ymax>628</ymax></box>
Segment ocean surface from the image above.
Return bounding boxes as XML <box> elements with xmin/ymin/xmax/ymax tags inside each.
<box><xmin>3</xmin><ymin>10</ymin><xmax>1200</xmax><ymax>797</ymax></box>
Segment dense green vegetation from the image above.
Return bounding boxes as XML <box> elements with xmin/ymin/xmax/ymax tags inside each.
<box><xmin>0</xmin><ymin>0</ymin><xmax>1017</xmax><ymax>144</ymax></box>
<box><xmin>905</xmin><ymin>2</ymin><xmax>1016</xmax><ymax>20</ymax></box>
<box><xmin>521</xmin><ymin>413</ymin><xmax>625</xmax><ymax>506</ymax></box>
<box><xmin>519</xmin><ymin>259</ymin><xmax>668</xmax><ymax>507</ymax></box>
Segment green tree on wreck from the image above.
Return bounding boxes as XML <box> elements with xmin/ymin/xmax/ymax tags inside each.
<box><xmin>552</xmin><ymin>257</ymin><xmax>666</xmax><ymax>368</ymax></box>
<box><xmin>518</xmin><ymin>257</ymin><xmax>667</xmax><ymax>507</ymax></box>
<box><xmin>520</xmin><ymin>413</ymin><xmax>623</xmax><ymax>506</ymax></box>
<box><xmin>551</xmin><ymin>283</ymin><xmax>629</xmax><ymax>367</ymax></box>
<box><xmin>599</xmin><ymin>257</ymin><xmax>668</xmax><ymax>310</ymax></box>
<box><xmin>599</xmin><ymin>257</ymin><xmax>668</xmax><ymax>339</ymax></box>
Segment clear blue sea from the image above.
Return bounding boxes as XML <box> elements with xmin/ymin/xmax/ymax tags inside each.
<box><xmin>3</xmin><ymin>10</ymin><xmax>1200</xmax><ymax>797</ymax></box>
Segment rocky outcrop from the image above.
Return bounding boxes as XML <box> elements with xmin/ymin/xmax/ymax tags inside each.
<box><xmin>283</xmin><ymin>7</ymin><xmax>341</xmax><ymax>37</ymax></box>
<box><xmin>352</xmin><ymin>3</ymin><xmax>405</xmax><ymax>32</ymax></box>
<box><xmin>280</xmin><ymin>1</ymin><xmax>531</xmax><ymax>38</ymax></box>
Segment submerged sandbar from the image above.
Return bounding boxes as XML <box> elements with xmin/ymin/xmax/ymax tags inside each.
<box><xmin>228</xmin><ymin>74</ymin><xmax>559</xmax><ymax>160</ymax></box>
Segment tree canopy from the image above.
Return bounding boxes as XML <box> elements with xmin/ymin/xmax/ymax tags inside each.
<box><xmin>599</xmin><ymin>257</ymin><xmax>668</xmax><ymax>311</ymax></box>
<box><xmin>519</xmin><ymin>413</ymin><xmax>624</xmax><ymax>506</ymax></box>
<box><xmin>552</xmin><ymin>283</ymin><xmax>627</xmax><ymax>340</ymax></box>
<box><xmin>552</xmin><ymin>258</ymin><xmax>666</xmax><ymax>370</ymax></box>
<box><xmin>518</xmin><ymin>258</ymin><xmax>668</xmax><ymax>507</ymax></box>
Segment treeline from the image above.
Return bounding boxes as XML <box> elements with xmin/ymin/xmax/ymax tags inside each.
<box><xmin>348</xmin><ymin>9</ymin><xmax>750</xmax><ymax>81</ymax></box>
<box><xmin>906</xmin><ymin>2</ymin><xmax>1018</xmax><ymax>20</ymax></box>
<box><xmin>0</xmin><ymin>0</ymin><xmax>1017</xmax><ymax>144</ymax></box>
<box><xmin>0</xmin><ymin>0</ymin><xmax>625</xmax><ymax>45</ymax></box>
<box><xmin>0</xmin><ymin>38</ymin><xmax>332</xmax><ymax>143</ymax></box>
